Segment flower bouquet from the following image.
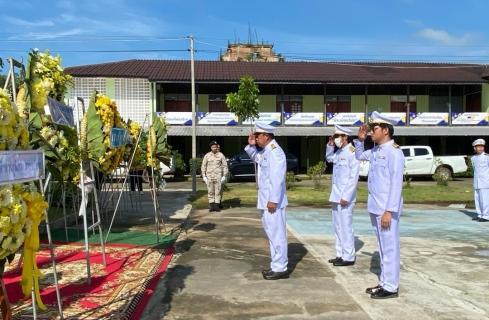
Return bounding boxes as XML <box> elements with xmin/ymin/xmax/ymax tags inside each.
<box><xmin>80</xmin><ymin>90</ymin><xmax>126</xmax><ymax>175</ymax></box>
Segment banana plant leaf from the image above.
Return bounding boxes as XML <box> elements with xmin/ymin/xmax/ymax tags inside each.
<box><xmin>85</xmin><ymin>90</ymin><xmax>106</xmax><ymax>170</ymax></box>
<box><xmin>45</xmin><ymin>161</ymin><xmax>64</xmax><ymax>184</ymax></box>
<box><xmin>152</xmin><ymin>115</ymin><xmax>172</xmax><ymax>166</ymax></box>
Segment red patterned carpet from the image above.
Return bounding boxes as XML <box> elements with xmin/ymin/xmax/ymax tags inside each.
<box><xmin>3</xmin><ymin>242</ymin><xmax>173</xmax><ymax>319</ymax></box>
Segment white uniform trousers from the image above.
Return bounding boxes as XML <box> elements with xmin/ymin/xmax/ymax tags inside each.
<box><xmin>370</xmin><ymin>212</ymin><xmax>400</xmax><ymax>293</ymax></box>
<box><xmin>332</xmin><ymin>203</ymin><xmax>356</xmax><ymax>261</ymax></box>
<box><xmin>474</xmin><ymin>188</ymin><xmax>489</xmax><ymax>219</ymax></box>
<box><xmin>262</xmin><ymin>207</ymin><xmax>288</xmax><ymax>272</ymax></box>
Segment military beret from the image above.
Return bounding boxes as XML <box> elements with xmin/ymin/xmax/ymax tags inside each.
<box><xmin>209</xmin><ymin>140</ymin><xmax>218</xmax><ymax>147</ymax></box>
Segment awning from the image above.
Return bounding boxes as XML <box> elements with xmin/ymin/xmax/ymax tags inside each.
<box><xmin>168</xmin><ymin>126</ymin><xmax>489</xmax><ymax>137</ymax></box>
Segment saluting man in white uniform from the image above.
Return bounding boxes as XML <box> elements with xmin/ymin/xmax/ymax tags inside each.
<box><xmin>326</xmin><ymin>125</ymin><xmax>360</xmax><ymax>266</ymax></box>
<box><xmin>245</xmin><ymin>122</ymin><xmax>289</xmax><ymax>280</ymax></box>
<box><xmin>354</xmin><ymin>111</ymin><xmax>404</xmax><ymax>299</ymax></box>
<box><xmin>471</xmin><ymin>138</ymin><xmax>489</xmax><ymax>222</ymax></box>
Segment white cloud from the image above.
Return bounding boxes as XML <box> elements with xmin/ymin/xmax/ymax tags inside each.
<box><xmin>23</xmin><ymin>28</ymin><xmax>86</xmax><ymax>40</ymax></box>
<box><xmin>405</xmin><ymin>19</ymin><xmax>422</xmax><ymax>27</ymax></box>
<box><xmin>417</xmin><ymin>28</ymin><xmax>472</xmax><ymax>46</ymax></box>
<box><xmin>56</xmin><ymin>0</ymin><xmax>74</xmax><ymax>9</ymax></box>
<box><xmin>2</xmin><ymin>16</ymin><xmax>54</xmax><ymax>27</ymax></box>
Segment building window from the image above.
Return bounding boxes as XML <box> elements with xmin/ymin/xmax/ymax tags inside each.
<box><xmin>325</xmin><ymin>96</ymin><xmax>350</xmax><ymax>113</ymax></box>
<box><xmin>390</xmin><ymin>96</ymin><xmax>417</xmax><ymax>112</ymax></box>
<box><xmin>209</xmin><ymin>95</ymin><xmax>229</xmax><ymax>112</ymax></box>
<box><xmin>165</xmin><ymin>94</ymin><xmax>191</xmax><ymax>112</ymax></box>
<box><xmin>276</xmin><ymin>95</ymin><xmax>302</xmax><ymax>112</ymax></box>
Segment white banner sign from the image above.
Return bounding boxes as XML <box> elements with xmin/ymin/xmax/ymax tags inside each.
<box><xmin>242</xmin><ymin>113</ymin><xmax>281</xmax><ymax>125</ymax></box>
<box><xmin>452</xmin><ymin>113</ymin><xmax>489</xmax><ymax>125</ymax></box>
<box><xmin>198</xmin><ymin>112</ymin><xmax>238</xmax><ymax>125</ymax></box>
<box><xmin>0</xmin><ymin>150</ymin><xmax>45</xmax><ymax>186</ymax></box>
<box><xmin>158</xmin><ymin>112</ymin><xmax>193</xmax><ymax>125</ymax></box>
<box><xmin>326</xmin><ymin>113</ymin><xmax>364</xmax><ymax>125</ymax></box>
<box><xmin>379</xmin><ymin>112</ymin><xmax>407</xmax><ymax>125</ymax></box>
<box><xmin>410</xmin><ymin>112</ymin><xmax>449</xmax><ymax>125</ymax></box>
<box><xmin>284</xmin><ymin>113</ymin><xmax>323</xmax><ymax>125</ymax></box>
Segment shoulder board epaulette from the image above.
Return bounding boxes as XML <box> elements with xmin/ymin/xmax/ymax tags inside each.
<box><xmin>392</xmin><ymin>143</ymin><xmax>399</xmax><ymax>148</ymax></box>
<box><xmin>349</xmin><ymin>145</ymin><xmax>355</xmax><ymax>152</ymax></box>
<box><xmin>271</xmin><ymin>144</ymin><xmax>276</xmax><ymax>149</ymax></box>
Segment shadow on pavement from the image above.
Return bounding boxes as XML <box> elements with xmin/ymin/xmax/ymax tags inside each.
<box><xmin>460</xmin><ymin>210</ymin><xmax>478</xmax><ymax>220</ymax></box>
<box><xmin>355</xmin><ymin>236</ymin><xmax>365</xmax><ymax>252</ymax></box>
<box><xmin>288</xmin><ymin>242</ymin><xmax>308</xmax><ymax>275</ymax></box>
<box><xmin>161</xmin><ymin>264</ymin><xmax>195</xmax><ymax>318</ymax></box>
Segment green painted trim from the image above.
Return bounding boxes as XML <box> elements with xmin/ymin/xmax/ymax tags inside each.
<box><xmin>367</xmin><ymin>95</ymin><xmax>390</xmax><ymax>112</ymax></box>
<box><xmin>482</xmin><ymin>84</ymin><xmax>489</xmax><ymax>112</ymax></box>
<box><xmin>351</xmin><ymin>95</ymin><xmax>366</xmax><ymax>112</ymax></box>
<box><xmin>198</xmin><ymin>94</ymin><xmax>209</xmax><ymax>112</ymax></box>
<box><xmin>303</xmin><ymin>95</ymin><xmax>323</xmax><ymax>112</ymax></box>
<box><xmin>259</xmin><ymin>95</ymin><xmax>277</xmax><ymax>111</ymax></box>
<box><xmin>106</xmin><ymin>78</ymin><xmax>115</xmax><ymax>99</ymax></box>
<box><xmin>416</xmin><ymin>95</ymin><xmax>429</xmax><ymax>112</ymax></box>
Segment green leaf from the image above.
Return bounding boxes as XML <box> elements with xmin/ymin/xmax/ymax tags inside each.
<box><xmin>46</xmin><ymin>162</ymin><xmax>64</xmax><ymax>184</ymax></box>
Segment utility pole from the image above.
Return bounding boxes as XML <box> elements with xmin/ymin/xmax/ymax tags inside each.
<box><xmin>189</xmin><ymin>35</ymin><xmax>197</xmax><ymax>194</ymax></box>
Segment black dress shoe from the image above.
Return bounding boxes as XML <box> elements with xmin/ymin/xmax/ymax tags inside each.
<box><xmin>262</xmin><ymin>270</ymin><xmax>289</xmax><ymax>280</ymax></box>
<box><xmin>477</xmin><ymin>218</ymin><xmax>489</xmax><ymax>222</ymax></box>
<box><xmin>472</xmin><ymin>217</ymin><xmax>480</xmax><ymax>220</ymax></box>
<box><xmin>261</xmin><ymin>269</ymin><xmax>271</xmax><ymax>275</ymax></box>
<box><xmin>370</xmin><ymin>288</ymin><xmax>399</xmax><ymax>299</ymax></box>
<box><xmin>365</xmin><ymin>284</ymin><xmax>382</xmax><ymax>294</ymax></box>
<box><xmin>328</xmin><ymin>257</ymin><xmax>342</xmax><ymax>263</ymax></box>
<box><xmin>333</xmin><ymin>259</ymin><xmax>355</xmax><ymax>266</ymax></box>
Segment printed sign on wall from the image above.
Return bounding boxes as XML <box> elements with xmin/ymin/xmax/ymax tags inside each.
<box><xmin>284</xmin><ymin>113</ymin><xmax>323</xmax><ymax>125</ymax></box>
<box><xmin>326</xmin><ymin>113</ymin><xmax>364</xmax><ymax>125</ymax></box>
<box><xmin>198</xmin><ymin>112</ymin><xmax>238</xmax><ymax>125</ymax></box>
<box><xmin>409</xmin><ymin>112</ymin><xmax>449</xmax><ymax>125</ymax></box>
<box><xmin>158</xmin><ymin>112</ymin><xmax>193</xmax><ymax>125</ymax></box>
<box><xmin>452</xmin><ymin>113</ymin><xmax>489</xmax><ymax>125</ymax></box>
<box><xmin>242</xmin><ymin>112</ymin><xmax>281</xmax><ymax>125</ymax></box>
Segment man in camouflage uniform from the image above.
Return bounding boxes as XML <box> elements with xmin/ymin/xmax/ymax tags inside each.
<box><xmin>201</xmin><ymin>141</ymin><xmax>228</xmax><ymax>212</ymax></box>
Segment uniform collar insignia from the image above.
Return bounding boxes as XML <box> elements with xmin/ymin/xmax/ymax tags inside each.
<box><xmin>271</xmin><ymin>143</ymin><xmax>276</xmax><ymax>149</ymax></box>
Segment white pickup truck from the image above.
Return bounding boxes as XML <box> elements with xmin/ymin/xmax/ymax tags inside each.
<box><xmin>359</xmin><ymin>145</ymin><xmax>468</xmax><ymax>180</ymax></box>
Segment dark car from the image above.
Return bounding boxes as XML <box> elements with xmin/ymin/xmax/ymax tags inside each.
<box><xmin>227</xmin><ymin>149</ymin><xmax>299</xmax><ymax>180</ymax></box>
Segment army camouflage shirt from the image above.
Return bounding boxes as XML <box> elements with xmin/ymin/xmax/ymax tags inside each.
<box><xmin>201</xmin><ymin>151</ymin><xmax>228</xmax><ymax>181</ymax></box>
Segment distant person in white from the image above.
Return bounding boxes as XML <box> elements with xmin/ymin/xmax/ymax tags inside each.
<box><xmin>325</xmin><ymin>125</ymin><xmax>360</xmax><ymax>267</ymax></box>
<box><xmin>471</xmin><ymin>139</ymin><xmax>489</xmax><ymax>222</ymax></box>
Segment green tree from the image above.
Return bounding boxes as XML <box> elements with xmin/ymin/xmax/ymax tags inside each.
<box><xmin>226</xmin><ymin>75</ymin><xmax>260</xmax><ymax>131</ymax></box>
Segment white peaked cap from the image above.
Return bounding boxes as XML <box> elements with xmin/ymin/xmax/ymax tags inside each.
<box><xmin>472</xmin><ymin>138</ymin><xmax>486</xmax><ymax>147</ymax></box>
<box><xmin>255</xmin><ymin>122</ymin><xmax>277</xmax><ymax>134</ymax></box>
<box><xmin>371</xmin><ymin>111</ymin><xmax>398</xmax><ymax>126</ymax></box>
<box><xmin>334</xmin><ymin>124</ymin><xmax>353</xmax><ymax>135</ymax></box>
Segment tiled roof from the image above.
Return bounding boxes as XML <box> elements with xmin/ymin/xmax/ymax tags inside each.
<box><xmin>64</xmin><ymin>60</ymin><xmax>489</xmax><ymax>84</ymax></box>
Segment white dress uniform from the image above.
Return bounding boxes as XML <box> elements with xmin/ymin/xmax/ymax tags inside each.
<box><xmin>326</xmin><ymin>125</ymin><xmax>360</xmax><ymax>262</ymax></box>
<box><xmin>245</xmin><ymin>123</ymin><xmax>289</xmax><ymax>273</ymax></box>
<box><xmin>353</xmin><ymin>112</ymin><xmax>404</xmax><ymax>293</ymax></box>
<box><xmin>471</xmin><ymin>139</ymin><xmax>489</xmax><ymax>220</ymax></box>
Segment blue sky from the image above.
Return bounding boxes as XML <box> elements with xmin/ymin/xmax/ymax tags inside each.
<box><xmin>0</xmin><ymin>0</ymin><xmax>488</xmax><ymax>69</ymax></box>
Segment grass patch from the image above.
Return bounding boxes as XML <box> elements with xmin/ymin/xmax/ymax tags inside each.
<box><xmin>190</xmin><ymin>184</ymin><xmax>475</xmax><ymax>209</ymax></box>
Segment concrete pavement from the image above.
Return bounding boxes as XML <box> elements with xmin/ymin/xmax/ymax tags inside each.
<box><xmin>136</xmin><ymin>176</ymin><xmax>489</xmax><ymax>319</ymax></box>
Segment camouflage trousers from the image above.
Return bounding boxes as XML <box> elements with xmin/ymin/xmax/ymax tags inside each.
<box><xmin>206</xmin><ymin>179</ymin><xmax>222</xmax><ymax>203</ymax></box>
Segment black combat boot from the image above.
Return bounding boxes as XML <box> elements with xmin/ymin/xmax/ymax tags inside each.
<box><xmin>209</xmin><ymin>203</ymin><xmax>215</xmax><ymax>212</ymax></box>
<box><xmin>218</xmin><ymin>202</ymin><xmax>223</xmax><ymax>209</ymax></box>
<box><xmin>214</xmin><ymin>202</ymin><xmax>221</xmax><ymax>212</ymax></box>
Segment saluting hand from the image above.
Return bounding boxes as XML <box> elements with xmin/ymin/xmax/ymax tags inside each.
<box><xmin>248</xmin><ymin>132</ymin><xmax>256</xmax><ymax>146</ymax></box>
<box><xmin>357</xmin><ymin>125</ymin><xmax>368</xmax><ymax>142</ymax></box>
<box><xmin>328</xmin><ymin>136</ymin><xmax>334</xmax><ymax>146</ymax></box>
<box><xmin>381</xmin><ymin>211</ymin><xmax>392</xmax><ymax>229</ymax></box>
